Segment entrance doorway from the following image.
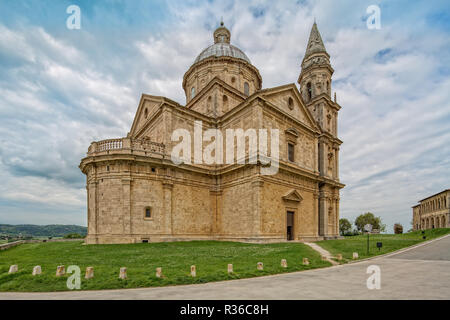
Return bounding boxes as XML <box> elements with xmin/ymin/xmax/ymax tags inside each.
<box><xmin>286</xmin><ymin>211</ymin><xmax>294</xmax><ymax>240</ymax></box>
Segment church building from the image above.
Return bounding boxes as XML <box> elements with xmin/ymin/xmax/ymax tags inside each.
<box><xmin>80</xmin><ymin>22</ymin><xmax>345</xmax><ymax>244</ymax></box>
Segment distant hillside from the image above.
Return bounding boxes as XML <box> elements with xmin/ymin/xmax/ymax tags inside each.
<box><xmin>0</xmin><ymin>224</ymin><xmax>87</xmax><ymax>237</ymax></box>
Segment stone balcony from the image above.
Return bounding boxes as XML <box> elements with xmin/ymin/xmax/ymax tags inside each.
<box><xmin>86</xmin><ymin>137</ymin><xmax>166</xmax><ymax>158</ymax></box>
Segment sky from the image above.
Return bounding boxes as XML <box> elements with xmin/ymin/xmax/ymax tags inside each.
<box><xmin>0</xmin><ymin>0</ymin><xmax>449</xmax><ymax>232</ymax></box>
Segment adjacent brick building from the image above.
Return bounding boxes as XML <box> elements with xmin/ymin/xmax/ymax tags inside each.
<box><xmin>413</xmin><ymin>189</ymin><xmax>450</xmax><ymax>230</ymax></box>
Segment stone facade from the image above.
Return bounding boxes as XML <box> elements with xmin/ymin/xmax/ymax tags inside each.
<box><xmin>79</xmin><ymin>22</ymin><xmax>345</xmax><ymax>244</ymax></box>
<box><xmin>412</xmin><ymin>189</ymin><xmax>450</xmax><ymax>230</ymax></box>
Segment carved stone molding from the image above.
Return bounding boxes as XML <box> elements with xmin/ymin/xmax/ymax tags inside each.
<box><xmin>282</xmin><ymin>190</ymin><xmax>303</xmax><ymax>204</ymax></box>
<box><xmin>121</xmin><ymin>178</ymin><xmax>132</xmax><ymax>185</ymax></box>
<box><xmin>251</xmin><ymin>178</ymin><xmax>264</xmax><ymax>188</ymax></box>
<box><xmin>285</xmin><ymin>128</ymin><xmax>299</xmax><ymax>141</ymax></box>
<box><xmin>162</xmin><ymin>180</ymin><xmax>174</xmax><ymax>189</ymax></box>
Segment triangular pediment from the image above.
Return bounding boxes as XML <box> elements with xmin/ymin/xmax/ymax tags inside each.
<box><xmin>186</xmin><ymin>76</ymin><xmax>248</xmax><ymax>116</ymax></box>
<box><xmin>282</xmin><ymin>190</ymin><xmax>303</xmax><ymax>202</ymax></box>
<box><xmin>129</xmin><ymin>94</ymin><xmax>166</xmax><ymax>138</ymax></box>
<box><xmin>186</xmin><ymin>76</ymin><xmax>247</xmax><ymax>110</ymax></box>
<box><xmin>260</xmin><ymin>84</ymin><xmax>319</xmax><ymax>132</ymax></box>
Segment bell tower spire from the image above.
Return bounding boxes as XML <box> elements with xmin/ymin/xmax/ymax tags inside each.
<box><xmin>298</xmin><ymin>22</ymin><xmax>333</xmax><ymax>102</ymax></box>
<box><xmin>298</xmin><ymin>22</ymin><xmax>340</xmax><ymax>136</ymax></box>
<box><xmin>304</xmin><ymin>22</ymin><xmax>327</xmax><ymax>60</ymax></box>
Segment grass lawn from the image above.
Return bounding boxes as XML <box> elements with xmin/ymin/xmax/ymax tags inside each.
<box><xmin>0</xmin><ymin>240</ymin><xmax>330</xmax><ymax>292</ymax></box>
<box><xmin>317</xmin><ymin>228</ymin><xmax>450</xmax><ymax>262</ymax></box>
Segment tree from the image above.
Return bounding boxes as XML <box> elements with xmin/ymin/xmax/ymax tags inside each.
<box><xmin>394</xmin><ymin>223</ymin><xmax>403</xmax><ymax>234</ymax></box>
<box><xmin>354</xmin><ymin>212</ymin><xmax>386</xmax><ymax>233</ymax></box>
<box><xmin>63</xmin><ymin>233</ymin><xmax>84</xmax><ymax>239</ymax></box>
<box><xmin>339</xmin><ymin>218</ymin><xmax>352</xmax><ymax>236</ymax></box>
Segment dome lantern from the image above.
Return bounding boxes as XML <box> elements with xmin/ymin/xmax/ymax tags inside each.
<box><xmin>213</xmin><ymin>22</ymin><xmax>231</xmax><ymax>44</ymax></box>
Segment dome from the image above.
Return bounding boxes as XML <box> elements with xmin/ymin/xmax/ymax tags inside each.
<box><xmin>183</xmin><ymin>22</ymin><xmax>262</xmax><ymax>104</ymax></box>
<box><xmin>193</xmin><ymin>22</ymin><xmax>251</xmax><ymax>64</ymax></box>
<box><xmin>194</xmin><ymin>43</ymin><xmax>251</xmax><ymax>64</ymax></box>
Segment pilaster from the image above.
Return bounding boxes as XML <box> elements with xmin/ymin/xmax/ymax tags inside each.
<box><xmin>121</xmin><ymin>177</ymin><xmax>132</xmax><ymax>235</ymax></box>
<box><xmin>162</xmin><ymin>180</ymin><xmax>174</xmax><ymax>235</ymax></box>
<box><xmin>87</xmin><ymin>181</ymin><xmax>98</xmax><ymax>235</ymax></box>
<box><xmin>252</xmin><ymin>177</ymin><xmax>264</xmax><ymax>237</ymax></box>
<box><xmin>313</xmin><ymin>191</ymin><xmax>319</xmax><ymax>236</ymax></box>
<box><xmin>319</xmin><ymin>190</ymin><xmax>328</xmax><ymax>237</ymax></box>
<box><xmin>210</xmin><ymin>187</ymin><xmax>223</xmax><ymax>235</ymax></box>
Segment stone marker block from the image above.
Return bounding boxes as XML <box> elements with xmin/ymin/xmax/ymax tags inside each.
<box><xmin>190</xmin><ymin>265</ymin><xmax>196</xmax><ymax>277</ymax></box>
<box><xmin>227</xmin><ymin>264</ymin><xmax>233</xmax><ymax>273</ymax></box>
<box><xmin>56</xmin><ymin>265</ymin><xmax>65</xmax><ymax>277</ymax></box>
<box><xmin>85</xmin><ymin>267</ymin><xmax>94</xmax><ymax>279</ymax></box>
<box><xmin>281</xmin><ymin>259</ymin><xmax>287</xmax><ymax>268</ymax></box>
<box><xmin>32</xmin><ymin>266</ymin><xmax>41</xmax><ymax>276</ymax></box>
<box><xmin>8</xmin><ymin>265</ymin><xmax>18</xmax><ymax>274</ymax></box>
<box><xmin>302</xmin><ymin>258</ymin><xmax>309</xmax><ymax>265</ymax></box>
<box><xmin>337</xmin><ymin>254</ymin><xmax>343</xmax><ymax>261</ymax></box>
<box><xmin>353</xmin><ymin>252</ymin><xmax>359</xmax><ymax>259</ymax></box>
<box><xmin>119</xmin><ymin>267</ymin><xmax>127</xmax><ymax>279</ymax></box>
<box><xmin>257</xmin><ymin>262</ymin><xmax>263</xmax><ymax>270</ymax></box>
<box><xmin>156</xmin><ymin>267</ymin><xmax>162</xmax><ymax>278</ymax></box>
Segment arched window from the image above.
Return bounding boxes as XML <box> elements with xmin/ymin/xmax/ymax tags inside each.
<box><xmin>191</xmin><ymin>87</ymin><xmax>196</xmax><ymax>99</ymax></box>
<box><xmin>144</xmin><ymin>108</ymin><xmax>148</xmax><ymax>118</ymax></box>
<box><xmin>223</xmin><ymin>95</ymin><xmax>228</xmax><ymax>112</ymax></box>
<box><xmin>306</xmin><ymin>82</ymin><xmax>312</xmax><ymax>100</ymax></box>
<box><xmin>244</xmin><ymin>82</ymin><xmax>249</xmax><ymax>96</ymax></box>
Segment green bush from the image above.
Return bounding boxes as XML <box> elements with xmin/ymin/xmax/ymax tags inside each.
<box><xmin>394</xmin><ymin>223</ymin><xmax>403</xmax><ymax>234</ymax></box>
<box><xmin>343</xmin><ymin>230</ymin><xmax>361</xmax><ymax>236</ymax></box>
<box><xmin>63</xmin><ymin>233</ymin><xmax>85</xmax><ymax>239</ymax></box>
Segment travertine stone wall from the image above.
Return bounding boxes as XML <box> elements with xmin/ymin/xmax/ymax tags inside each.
<box><xmin>171</xmin><ymin>183</ymin><xmax>212</xmax><ymax>235</ymax></box>
<box><xmin>81</xmin><ymin>23</ymin><xmax>345</xmax><ymax>244</ymax></box>
<box><xmin>220</xmin><ymin>179</ymin><xmax>256</xmax><ymax>237</ymax></box>
<box><xmin>261</xmin><ymin>180</ymin><xmax>318</xmax><ymax>240</ymax></box>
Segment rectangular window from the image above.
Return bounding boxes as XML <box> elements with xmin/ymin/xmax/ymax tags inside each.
<box><xmin>288</xmin><ymin>143</ymin><xmax>295</xmax><ymax>162</ymax></box>
<box><xmin>145</xmin><ymin>208</ymin><xmax>151</xmax><ymax>218</ymax></box>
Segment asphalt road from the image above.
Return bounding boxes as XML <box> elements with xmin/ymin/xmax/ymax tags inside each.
<box><xmin>1</xmin><ymin>235</ymin><xmax>449</xmax><ymax>300</ymax></box>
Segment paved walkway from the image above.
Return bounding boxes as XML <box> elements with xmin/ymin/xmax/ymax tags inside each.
<box><xmin>1</xmin><ymin>235</ymin><xmax>449</xmax><ymax>300</ymax></box>
<box><xmin>303</xmin><ymin>242</ymin><xmax>339</xmax><ymax>265</ymax></box>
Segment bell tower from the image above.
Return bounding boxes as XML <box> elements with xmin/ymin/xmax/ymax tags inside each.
<box><xmin>298</xmin><ymin>22</ymin><xmax>343</xmax><ymax>238</ymax></box>
<box><xmin>298</xmin><ymin>22</ymin><xmax>337</xmax><ymax>133</ymax></box>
